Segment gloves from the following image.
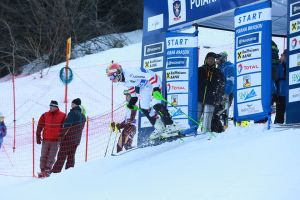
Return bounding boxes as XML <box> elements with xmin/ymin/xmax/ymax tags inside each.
<box><xmin>36</xmin><ymin>136</ymin><xmax>41</xmax><ymax>145</ymax></box>
<box><xmin>115</xmin><ymin>123</ymin><xmax>121</xmax><ymax>131</ymax></box>
<box><xmin>152</xmin><ymin>87</ymin><xmax>163</xmax><ymax>100</ymax></box>
<box><xmin>110</xmin><ymin>122</ymin><xmax>116</xmax><ymax>131</ymax></box>
<box><xmin>126</xmin><ymin>104</ymin><xmax>139</xmax><ymax>111</ymax></box>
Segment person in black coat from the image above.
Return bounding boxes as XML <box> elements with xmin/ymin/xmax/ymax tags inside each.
<box><xmin>52</xmin><ymin>98</ymin><xmax>86</xmax><ymax>173</ymax></box>
<box><xmin>198</xmin><ymin>52</ymin><xmax>225</xmax><ymax>133</ymax></box>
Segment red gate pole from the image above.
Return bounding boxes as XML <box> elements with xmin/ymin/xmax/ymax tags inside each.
<box><xmin>32</xmin><ymin>118</ymin><xmax>35</xmax><ymax>177</ymax></box>
<box><xmin>12</xmin><ymin>73</ymin><xmax>16</xmax><ymax>152</ymax></box>
<box><xmin>85</xmin><ymin>116</ymin><xmax>89</xmax><ymax>162</ymax></box>
<box><xmin>111</xmin><ymin>81</ymin><xmax>114</xmax><ymax>122</ymax></box>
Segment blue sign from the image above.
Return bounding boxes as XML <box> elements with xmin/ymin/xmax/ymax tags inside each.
<box><xmin>286</xmin><ymin>0</ymin><xmax>300</xmax><ymax>124</ymax></box>
<box><xmin>166</xmin><ymin>31</ymin><xmax>198</xmax><ymax>130</ymax></box>
<box><xmin>233</xmin><ymin>1</ymin><xmax>272</xmax><ymax>122</ymax></box>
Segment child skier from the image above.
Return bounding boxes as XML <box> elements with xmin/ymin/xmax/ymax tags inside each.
<box><xmin>111</xmin><ymin>90</ymin><xmax>137</xmax><ymax>152</ymax></box>
<box><xmin>106</xmin><ymin>62</ymin><xmax>179</xmax><ymax>140</ymax></box>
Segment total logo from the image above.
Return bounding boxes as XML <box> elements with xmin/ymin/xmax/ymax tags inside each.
<box><xmin>237</xmin><ymin>63</ymin><xmax>259</xmax><ymax>75</ymax></box>
<box><xmin>167</xmin><ymin>83</ymin><xmax>187</xmax><ymax>92</ymax></box>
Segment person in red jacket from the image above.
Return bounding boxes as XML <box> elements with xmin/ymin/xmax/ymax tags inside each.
<box><xmin>36</xmin><ymin>100</ymin><xmax>66</xmax><ymax>178</ymax></box>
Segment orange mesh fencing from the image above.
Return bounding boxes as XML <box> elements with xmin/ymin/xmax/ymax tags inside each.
<box><xmin>0</xmin><ymin>105</ymin><xmax>126</xmax><ymax>177</ymax></box>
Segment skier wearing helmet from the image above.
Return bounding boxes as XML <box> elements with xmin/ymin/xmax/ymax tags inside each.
<box><xmin>106</xmin><ymin>62</ymin><xmax>179</xmax><ymax>140</ymax></box>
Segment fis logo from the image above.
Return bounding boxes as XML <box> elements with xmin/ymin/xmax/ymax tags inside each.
<box><xmin>171</xmin><ymin>95</ymin><xmax>178</xmax><ymax>106</ymax></box>
<box><xmin>239</xmin><ymin>89</ymin><xmax>257</xmax><ymax>101</ymax></box>
<box><xmin>243</xmin><ymin>75</ymin><xmax>251</xmax><ymax>87</ymax></box>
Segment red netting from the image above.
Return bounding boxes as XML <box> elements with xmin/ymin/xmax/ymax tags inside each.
<box><xmin>0</xmin><ymin>105</ymin><xmax>126</xmax><ymax>177</ymax></box>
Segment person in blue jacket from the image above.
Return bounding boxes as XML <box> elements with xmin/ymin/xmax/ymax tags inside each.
<box><xmin>216</xmin><ymin>51</ymin><xmax>234</xmax><ymax>128</ymax></box>
<box><xmin>0</xmin><ymin>112</ymin><xmax>7</xmax><ymax>149</ymax></box>
<box><xmin>274</xmin><ymin>49</ymin><xmax>287</xmax><ymax>124</ymax></box>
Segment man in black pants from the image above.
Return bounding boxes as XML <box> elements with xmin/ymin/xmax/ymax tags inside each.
<box><xmin>52</xmin><ymin>98</ymin><xmax>86</xmax><ymax>173</ymax></box>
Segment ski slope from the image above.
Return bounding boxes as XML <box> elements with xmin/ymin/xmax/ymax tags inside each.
<box><xmin>1</xmin><ymin>29</ymin><xmax>298</xmax><ymax>200</ymax></box>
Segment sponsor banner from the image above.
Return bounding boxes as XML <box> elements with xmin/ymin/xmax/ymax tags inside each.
<box><xmin>289</xmin><ymin>53</ymin><xmax>300</xmax><ymax>69</ymax></box>
<box><xmin>290</xmin><ymin>1</ymin><xmax>300</xmax><ymax>17</ymax></box>
<box><xmin>236</xmin><ymin>32</ymin><xmax>261</xmax><ymax>49</ymax></box>
<box><xmin>168</xmin><ymin>106</ymin><xmax>188</xmax><ymax>119</ymax></box>
<box><xmin>236</xmin><ymin>59</ymin><xmax>261</xmax><ymax>76</ymax></box>
<box><xmin>289</xmin><ymin>70</ymin><xmax>300</xmax><ymax>86</ymax></box>
<box><xmin>148</xmin><ymin>14</ymin><xmax>164</xmax><ymax>32</ymax></box>
<box><xmin>236</xmin><ymin>45</ymin><xmax>261</xmax><ymax>62</ymax></box>
<box><xmin>167</xmin><ymin>93</ymin><xmax>189</xmax><ymax>106</ymax></box>
<box><xmin>144</xmin><ymin>42</ymin><xmax>164</xmax><ymax>56</ymax></box>
<box><xmin>166</xmin><ymin>69</ymin><xmax>189</xmax><ymax>81</ymax></box>
<box><xmin>235</xmin><ymin>8</ymin><xmax>271</xmax><ymax>28</ymax></box>
<box><xmin>289</xmin><ymin>87</ymin><xmax>300</xmax><ymax>103</ymax></box>
<box><xmin>166</xmin><ymin>36</ymin><xmax>198</xmax><ymax>49</ymax></box>
<box><xmin>237</xmin><ymin>100</ymin><xmax>263</xmax><ymax>116</ymax></box>
<box><xmin>173</xmin><ymin>118</ymin><xmax>189</xmax><ymax>129</ymax></box>
<box><xmin>166</xmin><ymin>57</ymin><xmax>189</xmax><ymax>68</ymax></box>
<box><xmin>290</xmin><ymin>18</ymin><xmax>300</xmax><ymax>34</ymax></box>
<box><xmin>289</xmin><ymin>35</ymin><xmax>300</xmax><ymax>51</ymax></box>
<box><xmin>168</xmin><ymin>0</ymin><xmax>187</xmax><ymax>26</ymax></box>
<box><xmin>140</xmin><ymin>116</ymin><xmax>153</xmax><ymax>128</ymax></box>
<box><xmin>237</xmin><ymin>73</ymin><xmax>261</xmax><ymax>89</ymax></box>
<box><xmin>144</xmin><ymin>56</ymin><xmax>164</xmax><ymax>70</ymax></box>
<box><xmin>166</xmin><ymin>81</ymin><xmax>189</xmax><ymax>93</ymax></box>
<box><xmin>237</xmin><ymin>86</ymin><xmax>261</xmax><ymax>103</ymax></box>
<box><xmin>166</xmin><ymin>31</ymin><xmax>198</xmax><ymax>129</ymax></box>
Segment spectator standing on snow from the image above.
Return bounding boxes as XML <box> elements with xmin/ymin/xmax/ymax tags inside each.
<box><xmin>36</xmin><ymin>100</ymin><xmax>66</xmax><ymax>177</ymax></box>
<box><xmin>0</xmin><ymin>112</ymin><xmax>7</xmax><ymax>149</ymax></box>
<box><xmin>274</xmin><ymin>49</ymin><xmax>287</xmax><ymax>124</ymax></box>
<box><xmin>111</xmin><ymin>90</ymin><xmax>137</xmax><ymax>153</ymax></box>
<box><xmin>216</xmin><ymin>51</ymin><xmax>234</xmax><ymax>129</ymax></box>
<box><xmin>52</xmin><ymin>98</ymin><xmax>86</xmax><ymax>173</ymax></box>
<box><xmin>198</xmin><ymin>52</ymin><xmax>225</xmax><ymax>133</ymax></box>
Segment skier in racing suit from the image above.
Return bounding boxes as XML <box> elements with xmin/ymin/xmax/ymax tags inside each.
<box><xmin>106</xmin><ymin>62</ymin><xmax>179</xmax><ymax>140</ymax></box>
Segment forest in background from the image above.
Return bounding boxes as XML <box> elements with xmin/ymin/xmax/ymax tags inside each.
<box><xmin>0</xmin><ymin>0</ymin><xmax>143</xmax><ymax>77</ymax></box>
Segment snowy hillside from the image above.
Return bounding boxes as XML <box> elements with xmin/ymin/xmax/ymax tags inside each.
<box><xmin>1</xmin><ymin>29</ymin><xmax>297</xmax><ymax>200</ymax></box>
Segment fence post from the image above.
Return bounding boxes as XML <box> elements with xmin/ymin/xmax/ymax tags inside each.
<box><xmin>32</xmin><ymin>118</ymin><xmax>35</xmax><ymax>177</ymax></box>
<box><xmin>85</xmin><ymin>116</ymin><xmax>89</xmax><ymax>162</ymax></box>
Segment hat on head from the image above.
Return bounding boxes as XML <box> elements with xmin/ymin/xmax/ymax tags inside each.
<box><xmin>72</xmin><ymin>98</ymin><xmax>81</xmax><ymax>106</ymax></box>
<box><xmin>49</xmin><ymin>100</ymin><xmax>58</xmax><ymax>107</ymax></box>
<box><xmin>216</xmin><ymin>51</ymin><xmax>228</xmax><ymax>62</ymax></box>
<box><xmin>205</xmin><ymin>52</ymin><xmax>217</xmax><ymax>60</ymax></box>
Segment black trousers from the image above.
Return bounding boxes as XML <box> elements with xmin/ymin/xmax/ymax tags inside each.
<box><xmin>274</xmin><ymin>96</ymin><xmax>286</xmax><ymax>124</ymax></box>
<box><xmin>52</xmin><ymin>140</ymin><xmax>79</xmax><ymax>173</ymax></box>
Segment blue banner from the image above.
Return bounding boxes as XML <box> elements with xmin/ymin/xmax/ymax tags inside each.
<box><xmin>286</xmin><ymin>0</ymin><xmax>300</xmax><ymax>123</ymax></box>
<box><xmin>233</xmin><ymin>1</ymin><xmax>272</xmax><ymax>122</ymax></box>
<box><xmin>166</xmin><ymin>32</ymin><xmax>198</xmax><ymax>130</ymax></box>
<box><xmin>143</xmin><ymin>0</ymin><xmax>258</xmax><ymax>36</ymax></box>
<box><xmin>138</xmin><ymin>32</ymin><xmax>166</xmax><ymax>145</ymax></box>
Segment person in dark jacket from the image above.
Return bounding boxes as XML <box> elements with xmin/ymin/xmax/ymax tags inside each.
<box><xmin>0</xmin><ymin>112</ymin><xmax>7</xmax><ymax>149</ymax></box>
<box><xmin>52</xmin><ymin>98</ymin><xmax>86</xmax><ymax>173</ymax></box>
<box><xmin>198</xmin><ymin>52</ymin><xmax>225</xmax><ymax>133</ymax></box>
<box><xmin>36</xmin><ymin>100</ymin><xmax>66</xmax><ymax>177</ymax></box>
<box><xmin>274</xmin><ymin>49</ymin><xmax>287</xmax><ymax>124</ymax></box>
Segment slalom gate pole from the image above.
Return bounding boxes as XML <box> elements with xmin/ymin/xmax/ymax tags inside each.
<box><xmin>12</xmin><ymin>73</ymin><xmax>16</xmax><ymax>152</ymax></box>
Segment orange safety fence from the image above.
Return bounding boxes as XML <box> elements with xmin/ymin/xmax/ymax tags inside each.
<box><xmin>0</xmin><ymin>105</ymin><xmax>126</xmax><ymax>177</ymax></box>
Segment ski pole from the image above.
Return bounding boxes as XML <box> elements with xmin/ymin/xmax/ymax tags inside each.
<box><xmin>153</xmin><ymin>91</ymin><xmax>216</xmax><ymax>138</ymax></box>
<box><xmin>153</xmin><ymin>91</ymin><xmax>200</xmax><ymax>126</ymax></box>
<box><xmin>111</xmin><ymin>128</ymin><xmax>119</xmax><ymax>155</ymax></box>
<box><xmin>104</xmin><ymin>124</ymin><xmax>114</xmax><ymax>157</ymax></box>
